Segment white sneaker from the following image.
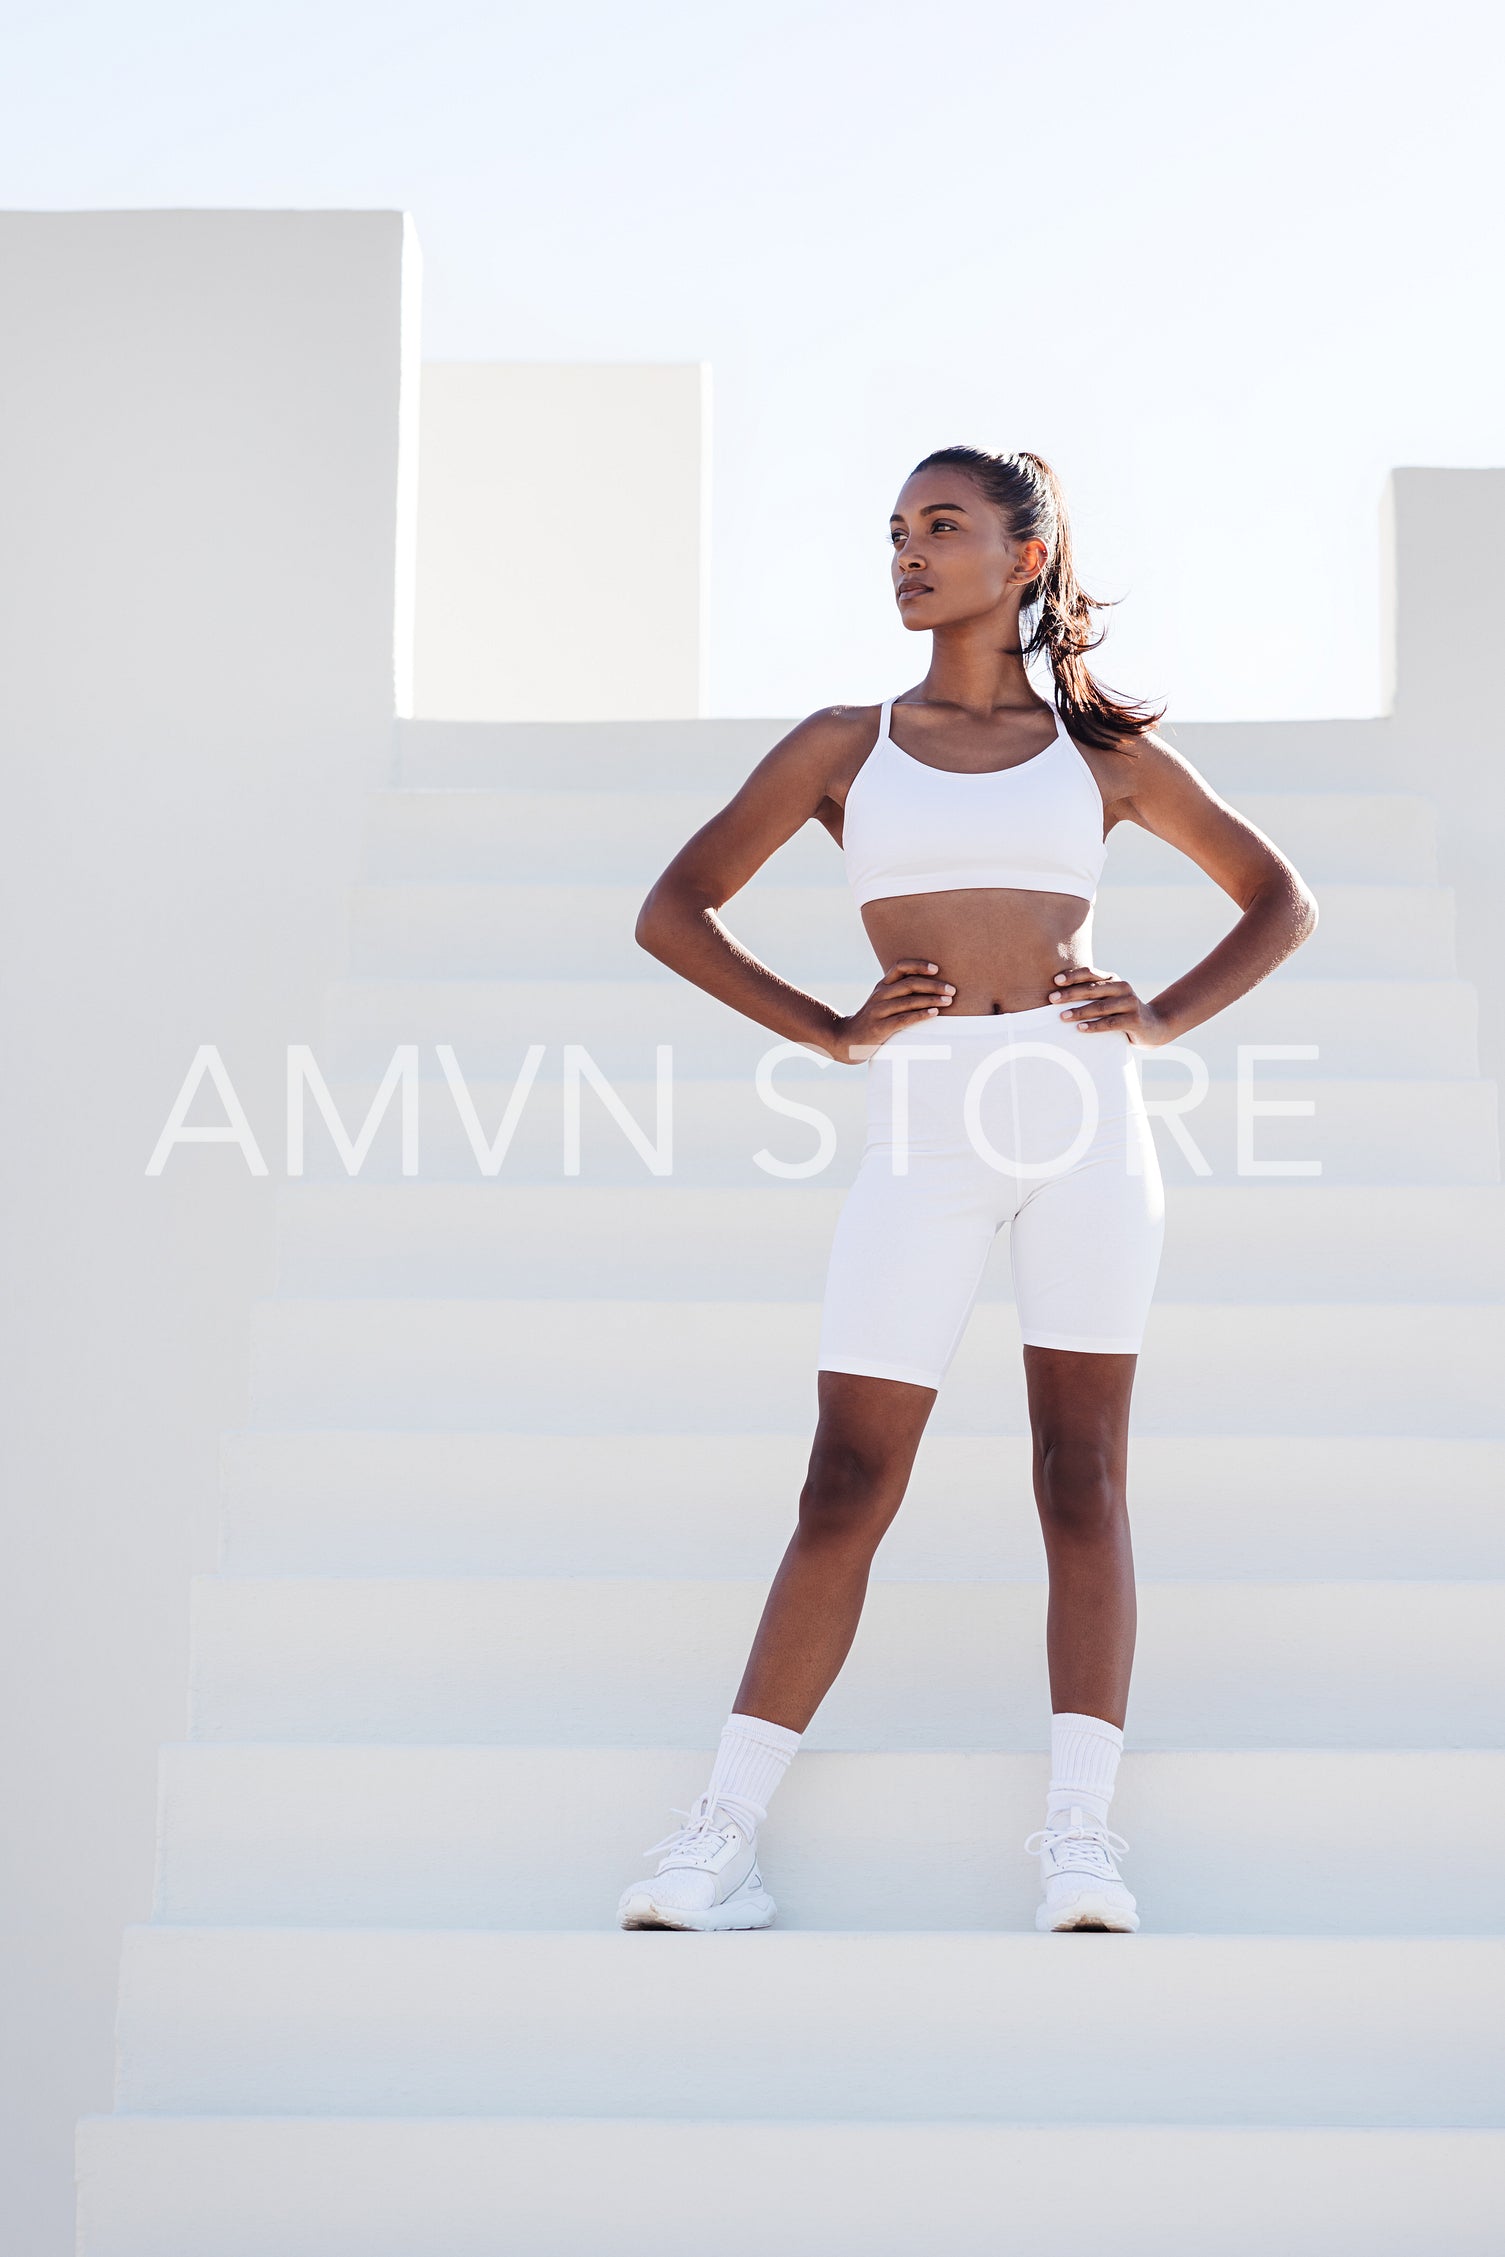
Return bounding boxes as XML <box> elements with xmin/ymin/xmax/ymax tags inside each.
<box><xmin>1025</xmin><ymin>1807</ymin><xmax>1140</xmax><ymax>1932</ymax></box>
<box><xmin>617</xmin><ymin>1792</ymin><xmax>777</xmax><ymax>1932</ymax></box>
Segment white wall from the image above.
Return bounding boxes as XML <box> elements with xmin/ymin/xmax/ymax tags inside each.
<box><xmin>1167</xmin><ymin>469</ymin><xmax>1505</xmax><ymax>1080</ymax></box>
<box><xmin>412</xmin><ymin>361</ymin><xmax>707</xmax><ymax>720</ymax></box>
<box><xmin>1386</xmin><ymin>469</ymin><xmax>1505</xmax><ymax>1079</ymax></box>
<box><xmin>0</xmin><ymin>211</ymin><xmax>417</xmax><ymax>2257</ymax></box>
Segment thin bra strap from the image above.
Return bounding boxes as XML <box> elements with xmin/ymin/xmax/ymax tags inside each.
<box><xmin>876</xmin><ymin>697</ymin><xmax>894</xmax><ymax>746</ymax></box>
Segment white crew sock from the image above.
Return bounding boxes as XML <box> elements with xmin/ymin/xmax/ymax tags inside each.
<box><xmin>703</xmin><ymin>1712</ymin><xmax>802</xmax><ymax>1835</ymax></box>
<box><xmin>1046</xmin><ymin>1711</ymin><xmax>1123</xmax><ymax>1830</ymax></box>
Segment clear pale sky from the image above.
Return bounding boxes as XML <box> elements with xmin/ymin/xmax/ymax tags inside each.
<box><xmin>4</xmin><ymin>0</ymin><xmax>1502</xmax><ymax>721</ymax></box>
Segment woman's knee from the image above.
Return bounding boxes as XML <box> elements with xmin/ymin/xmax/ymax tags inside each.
<box><xmin>798</xmin><ymin>1431</ymin><xmax>905</xmax><ymax>1551</ymax></box>
<box><xmin>1036</xmin><ymin>1434</ymin><xmax>1127</xmax><ymax>1543</ymax></box>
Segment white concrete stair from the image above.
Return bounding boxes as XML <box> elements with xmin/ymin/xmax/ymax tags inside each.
<box><xmin>82</xmin><ymin>708</ymin><xmax>1505</xmax><ymax>2254</ymax></box>
<box><xmin>271</xmin><ymin>1181</ymin><xmax>1505</xmax><ymax>1299</ymax></box>
<box><xmin>244</xmin><ymin>1296</ymin><xmax>1504</xmax><ymax>1434</ymax></box>
<box><xmin>219</xmin><ymin>1430</ymin><xmax>1505</xmax><ymax>1579</ymax></box>
<box><xmin>186</xmin><ymin>1575</ymin><xmax>1504</xmax><ymax>1748</ymax></box>
<box><xmin>393</xmin><ymin>712</ymin><xmax>793</xmax><ymax>788</ymax></box>
<box><xmin>73</xmin><ymin>2117</ymin><xmax>1505</xmax><ymax>2257</ymax></box>
<box><xmin>109</xmin><ymin>1928</ymin><xmax>1505</xmax><ymax>2124</ymax></box>
<box><xmin>153</xmin><ymin>1745</ymin><xmax>1504</xmax><ymax>1932</ymax></box>
<box><xmin>361</xmin><ymin>784</ymin><xmax>1442</xmax><ymax>885</ymax></box>
<box><xmin>320</xmin><ymin>971</ymin><xmax>1480</xmax><ymax>1080</ymax></box>
<box><xmin>295</xmin><ymin>1069</ymin><xmax>1500</xmax><ymax>1183</ymax></box>
<box><xmin>345</xmin><ymin>877</ymin><xmax>1460</xmax><ymax>979</ymax></box>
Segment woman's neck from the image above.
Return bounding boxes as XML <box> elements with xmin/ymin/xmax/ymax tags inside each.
<box><xmin>915</xmin><ymin>606</ymin><xmax>1045</xmax><ymax>716</ymax></box>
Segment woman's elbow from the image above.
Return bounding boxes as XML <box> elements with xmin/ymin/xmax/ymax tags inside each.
<box><xmin>635</xmin><ymin>880</ymin><xmax>695</xmax><ymax>962</ymax></box>
<box><xmin>1247</xmin><ymin>863</ymin><xmax>1317</xmax><ymax>952</ymax></box>
<box><xmin>1276</xmin><ymin>869</ymin><xmax>1319</xmax><ymax>953</ymax></box>
<box><xmin>636</xmin><ymin>871</ymin><xmax>721</xmax><ymax>963</ymax></box>
<box><xmin>634</xmin><ymin>886</ymin><xmax>668</xmax><ymax>959</ymax></box>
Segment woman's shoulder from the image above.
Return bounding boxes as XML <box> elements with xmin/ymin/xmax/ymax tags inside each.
<box><xmin>786</xmin><ymin>701</ymin><xmax>885</xmax><ymax>747</ymax></box>
<box><xmin>754</xmin><ymin>702</ymin><xmax>887</xmax><ymax>787</ymax></box>
<box><xmin>717</xmin><ymin>704</ymin><xmax>888</xmax><ymax>825</ymax></box>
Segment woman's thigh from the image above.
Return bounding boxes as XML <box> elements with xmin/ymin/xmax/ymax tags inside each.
<box><xmin>1010</xmin><ymin>1152</ymin><xmax>1165</xmax><ymax>1354</ymax></box>
<box><xmin>817</xmin><ymin>1145</ymin><xmax>1000</xmax><ymax>1392</ymax></box>
<box><xmin>1006</xmin><ymin>1030</ymin><xmax>1165</xmax><ymax>1356</ymax></box>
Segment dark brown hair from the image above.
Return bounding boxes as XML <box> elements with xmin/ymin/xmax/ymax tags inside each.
<box><xmin>909</xmin><ymin>445</ymin><xmax>1162</xmax><ymax>750</ymax></box>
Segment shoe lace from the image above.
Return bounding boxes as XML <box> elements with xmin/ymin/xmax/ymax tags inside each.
<box><xmin>1023</xmin><ymin>1821</ymin><xmax>1130</xmax><ymax>1862</ymax></box>
<box><xmin>643</xmin><ymin>1788</ymin><xmax>762</xmax><ymax>1860</ymax></box>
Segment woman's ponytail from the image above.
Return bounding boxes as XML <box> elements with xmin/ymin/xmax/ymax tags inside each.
<box><xmin>909</xmin><ymin>445</ymin><xmax>1163</xmax><ymax>750</ymax></box>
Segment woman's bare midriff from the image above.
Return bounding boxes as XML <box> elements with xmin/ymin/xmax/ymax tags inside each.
<box><xmin>860</xmin><ymin>886</ymin><xmax>1095</xmax><ymax>1015</ymax></box>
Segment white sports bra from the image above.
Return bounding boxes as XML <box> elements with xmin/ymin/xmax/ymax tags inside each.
<box><xmin>841</xmin><ymin>697</ymin><xmax>1108</xmax><ymax>909</ymax></box>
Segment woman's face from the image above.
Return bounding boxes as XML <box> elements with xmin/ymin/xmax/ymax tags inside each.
<box><xmin>889</xmin><ymin>468</ymin><xmax>1047</xmax><ymax>632</ymax></box>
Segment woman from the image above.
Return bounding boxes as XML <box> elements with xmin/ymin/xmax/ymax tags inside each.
<box><xmin>618</xmin><ymin>447</ymin><xmax>1317</xmax><ymax>1934</ymax></box>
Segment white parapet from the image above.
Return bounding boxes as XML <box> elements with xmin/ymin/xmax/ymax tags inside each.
<box><xmin>412</xmin><ymin>362</ymin><xmax>708</xmax><ymax>721</ymax></box>
<box><xmin>0</xmin><ymin>209</ymin><xmax>419</xmax><ymax>2257</ymax></box>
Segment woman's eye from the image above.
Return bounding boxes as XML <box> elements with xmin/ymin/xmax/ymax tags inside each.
<box><xmin>932</xmin><ymin>519</ymin><xmax>958</xmax><ymax>533</ymax></box>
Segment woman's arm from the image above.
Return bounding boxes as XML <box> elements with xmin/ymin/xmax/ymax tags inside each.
<box><xmin>635</xmin><ymin>706</ymin><xmax>954</xmax><ymax>1059</ymax></box>
<box><xmin>1057</xmin><ymin>732</ymin><xmax>1319</xmax><ymax>1044</ymax></box>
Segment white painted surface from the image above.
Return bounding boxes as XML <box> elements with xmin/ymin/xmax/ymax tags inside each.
<box><xmin>347</xmin><ymin>876</ymin><xmax>1461</xmax><ymax>978</ymax></box>
<box><xmin>412</xmin><ymin>362</ymin><xmax>707</xmax><ymax>721</ymax></box>
<box><xmin>218</xmin><ymin>1430</ymin><xmax>1505</xmax><ymax>1581</ymax></box>
<box><xmin>1387</xmin><ymin>471</ymin><xmax>1505</xmax><ymax>1080</ymax></box>
<box><xmin>0</xmin><ymin>212</ymin><xmax>416</xmax><ymax>2256</ymax></box>
<box><xmin>110</xmin><ymin>1928</ymin><xmax>1505</xmax><ymax>2123</ymax></box>
<box><xmin>288</xmin><ymin>1072</ymin><xmax>1500</xmax><ymax>1184</ymax></box>
<box><xmin>100</xmin><ymin>579</ymin><xmax>1493</xmax><ymax>2236</ymax></box>
<box><xmin>185</xmin><ymin>1575</ymin><xmax>1502</xmax><ymax>1749</ymax></box>
<box><xmin>0</xmin><ymin>210</ymin><xmax>1490</xmax><ymax>2249</ymax></box>
<box><xmin>153</xmin><ymin>1745</ymin><xmax>1503</xmax><ymax>1933</ymax></box>
<box><xmin>318</xmin><ymin>974</ymin><xmax>1481</xmax><ymax>1082</ymax></box>
<box><xmin>269</xmin><ymin>1183</ymin><xmax>1505</xmax><ymax>1300</ymax></box>
<box><xmin>241</xmin><ymin>1298</ymin><xmax>1503</xmax><ymax>1435</ymax></box>
<box><xmin>361</xmin><ymin>780</ymin><xmax>1443</xmax><ymax>882</ymax></box>
<box><xmin>71</xmin><ymin>2118</ymin><xmax>1505</xmax><ymax>2257</ymax></box>
<box><xmin>77</xmin><ymin>633</ymin><xmax>1505</xmax><ymax>2243</ymax></box>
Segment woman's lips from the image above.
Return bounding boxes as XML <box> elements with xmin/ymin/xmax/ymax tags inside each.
<box><xmin>897</xmin><ymin>583</ymin><xmax>933</xmax><ymax>601</ymax></box>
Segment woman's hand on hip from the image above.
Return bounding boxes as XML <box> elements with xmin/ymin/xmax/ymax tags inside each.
<box><xmin>830</xmin><ymin>959</ymin><xmax>956</xmax><ymax>1061</ymax></box>
<box><xmin>1052</xmin><ymin>964</ymin><xmax>1170</xmax><ymax>1045</ymax></box>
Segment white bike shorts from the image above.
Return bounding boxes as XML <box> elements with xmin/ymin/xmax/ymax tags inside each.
<box><xmin>817</xmin><ymin>1003</ymin><xmax>1166</xmax><ymax>1386</ymax></box>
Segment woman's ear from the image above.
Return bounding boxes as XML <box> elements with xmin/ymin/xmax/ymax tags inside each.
<box><xmin>1009</xmin><ymin>534</ymin><xmax>1050</xmax><ymax>588</ymax></box>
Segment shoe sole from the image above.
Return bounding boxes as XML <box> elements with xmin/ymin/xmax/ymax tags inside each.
<box><xmin>1037</xmin><ymin>1894</ymin><xmax>1140</xmax><ymax>1934</ymax></box>
<box><xmin>618</xmin><ymin>1887</ymin><xmax>777</xmax><ymax>1933</ymax></box>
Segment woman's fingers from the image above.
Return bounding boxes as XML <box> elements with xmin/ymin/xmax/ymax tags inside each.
<box><xmin>1061</xmin><ymin>976</ymin><xmax>1140</xmax><ymax>1029</ymax></box>
<box><xmin>882</xmin><ymin>970</ymin><xmax>951</xmax><ymax>993</ymax></box>
<box><xmin>876</xmin><ymin>998</ymin><xmax>953</xmax><ymax>1021</ymax></box>
<box><xmin>1054</xmin><ymin>966</ymin><xmax>1118</xmax><ymax>994</ymax></box>
<box><xmin>1068</xmin><ymin>991</ymin><xmax>1134</xmax><ymax>1011</ymax></box>
<box><xmin>881</xmin><ymin>973</ymin><xmax>953</xmax><ymax>995</ymax></box>
<box><xmin>1070</xmin><ymin>999</ymin><xmax>1140</xmax><ymax>1029</ymax></box>
<box><xmin>1059</xmin><ymin>972</ymin><xmax>1130</xmax><ymax>1006</ymax></box>
<box><xmin>876</xmin><ymin>976</ymin><xmax>955</xmax><ymax>1014</ymax></box>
